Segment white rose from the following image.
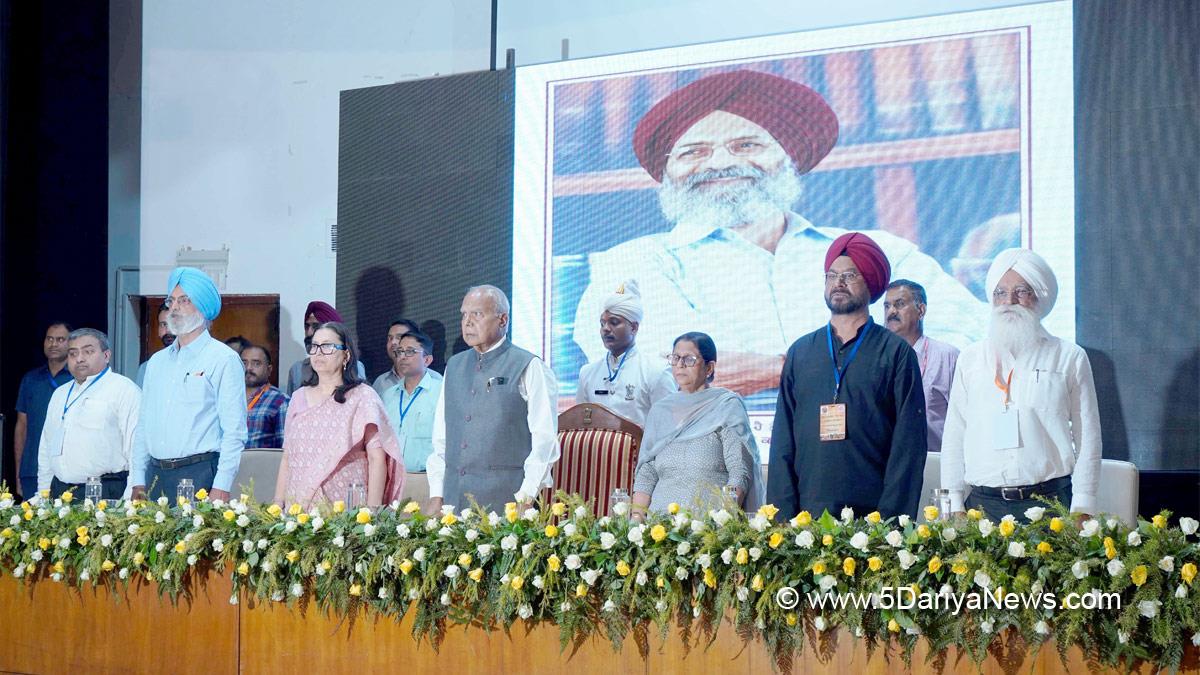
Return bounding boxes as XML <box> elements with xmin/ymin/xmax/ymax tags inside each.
<box><xmin>1079</xmin><ymin>520</ymin><xmax>1100</xmax><ymax>538</ymax></box>
<box><xmin>187</xmin><ymin>554</ymin><xmax>197</xmax><ymax>566</ymax></box>
<box><xmin>437</xmin><ymin>526</ymin><xmax>453</xmax><ymax>537</ymax></box>
<box><xmin>162</xmin><ymin>570</ymin><xmax>171</xmax><ymax>580</ymax></box>
<box><xmin>260</xmin><ymin>561</ymin><xmax>272</xmax><ymax>573</ymax></box>
<box><xmin>565</xmin><ymin>554</ymin><xmax>582</xmax><ymax>571</ymax></box>
<box><xmin>1106</xmin><ymin>518</ymin><xmax>1119</xmax><ymax>530</ymax></box>
<box><xmin>1071</xmin><ymin>560</ymin><xmax>1088</xmax><ymax>579</ymax></box>
<box><xmin>563</xmin><ymin>523</ymin><xmax>577</xmax><ymax>537</ymax></box>
<box><xmin>126</xmin><ymin>521</ymin><xmax>140</xmax><ymax>534</ymax></box>
<box><xmin>79</xmin><ymin>570</ymin><xmax>91</xmax><ymax>582</ymax></box>
<box><xmin>522</xmin><ymin>543</ymin><xmax>534</xmax><ymax>558</ymax></box>
<box><xmin>257</xmin><ymin>538</ymin><xmax>268</xmax><ymax>550</ymax></box>
<box><xmin>1117</xmin><ymin>630</ymin><xmax>1129</xmax><ymax>644</ymax></box>
<box><xmin>155</xmin><ymin>511</ymin><xmax>166</xmax><ymax>523</ymax></box>
<box><xmin>487</xmin><ymin>513</ymin><xmax>501</xmax><ymax>527</ymax></box>
<box><xmin>597</xmin><ymin>516</ymin><xmax>611</xmax><ymax>527</ymax></box>
<box><xmin>710</xmin><ymin>509</ymin><xmax>732</xmax><ymax>527</ymax></box>
<box><xmin>12</xmin><ymin>566</ymin><xmax>24</xmax><ymax>578</ymax></box>
<box><xmin>364</xmin><ymin>524</ymin><xmax>377</xmax><ymax>537</ymax></box>
<box><xmin>749</xmin><ymin>547</ymin><xmax>763</xmax><ymax>561</ymax></box>
<box><xmin>444</xmin><ymin>564</ymin><xmax>460</xmax><ymax>579</ymax></box>
<box><xmin>291</xmin><ymin>583</ymin><xmax>304</xmax><ymax>597</ymax></box>
<box><xmin>574</xmin><ymin>505</ymin><xmax>588</xmax><ymax>519</ymax></box>
<box><xmin>938</xmin><ymin>584</ymin><xmax>954</xmax><ymax>597</ymax></box>
<box><xmin>1024</xmin><ymin>506</ymin><xmax>1045</xmax><ymax>522</ymax></box>
<box><xmin>840</xmin><ymin>507</ymin><xmax>854</xmax><ymax>522</ymax></box>
<box><xmin>51</xmin><ymin>573</ymin><xmax>63</xmax><ymax>582</ymax></box>
<box><xmin>31</xmin><ymin>550</ymin><xmax>43</xmax><ymax>561</ymax></box>
<box><xmin>440</xmin><ymin>593</ymin><xmax>451</xmax><ymax>606</ymax></box>
<box><xmin>100</xmin><ymin>534</ymin><xmax>113</xmax><ymax>548</ymax></box>
<box><xmin>465</xmin><ymin>529</ymin><xmax>479</xmax><ymax>542</ymax></box>
<box><xmin>408</xmin><ymin>589</ymin><xmax>419</xmax><ymax>600</ymax></box>
<box><xmin>424</xmin><ymin>519</ymin><xmax>438</xmax><ymax>532</ymax></box>
<box><xmin>721</xmin><ymin>548</ymin><xmax>733</xmax><ymax>564</ymax></box>
<box><xmin>532</xmin><ymin>575</ymin><xmax>544</xmax><ymax>589</ymax></box>
<box><xmin>477</xmin><ymin>544</ymin><xmax>494</xmax><ymax>559</ymax></box>
<box><xmin>155</xmin><ymin>542</ymin><xmax>166</xmax><ymax>553</ymax></box>
<box><xmin>690</xmin><ymin>520</ymin><xmax>705</xmax><ymax>534</ymax></box>
<box><xmin>849</xmin><ymin>532</ymin><xmax>869</xmax><ymax>552</ymax></box>
<box><xmin>736</xmin><ymin>586</ymin><xmax>749</xmax><ymax>602</ymax></box>
<box><xmin>795</xmin><ymin>531</ymin><xmax>815</xmax><ymax>549</ymax></box>
<box><xmin>1106</xmin><ymin>559</ymin><xmax>1125</xmax><ymax>577</ymax></box>
<box><xmin>676</xmin><ymin>541</ymin><xmax>691</xmax><ymax>556</ymax></box>
<box><xmin>655</xmin><ymin>600</ymin><xmax>666</xmax><ymax>612</ymax></box>
<box><xmin>413</xmin><ymin>546</ymin><xmax>426</xmax><ymax>562</ymax></box>
<box><xmin>884</xmin><ymin>530</ymin><xmax>903</xmax><ymax>547</ymax></box>
<box><xmin>194</xmin><ymin>515</ymin><xmax>205</xmax><ymax>530</ymax></box>
<box><xmin>942</xmin><ymin>527</ymin><xmax>958</xmax><ymax>542</ymax></box>
<box><xmin>1176</xmin><ymin>585</ymin><xmax>1187</xmax><ymax>599</ymax></box>
<box><xmin>978</xmin><ymin>520</ymin><xmax>994</xmax><ymax>537</ymax></box>
<box><xmin>600</xmin><ymin>532</ymin><xmax>616</xmax><ymax>550</ymax></box>
<box><xmin>396</xmin><ymin>524</ymin><xmax>410</xmax><ymax>537</ymax></box>
<box><xmin>1034</xmin><ymin>620</ymin><xmax>1049</xmax><ymax>635</ymax></box>
<box><xmin>748</xmin><ymin>514</ymin><xmax>769</xmax><ymax>532</ymax></box>
<box><xmin>8</xmin><ymin>515</ymin><xmax>18</xmax><ymax>526</ymax></box>
<box><xmin>611</xmin><ymin>501</ymin><xmax>629</xmax><ymax>517</ymax></box>
<box><xmin>675</xmin><ymin>567</ymin><xmax>688</xmax><ymax>580</ymax></box>
<box><xmin>581</xmin><ymin>569</ymin><xmax>601</xmax><ymax>585</ymax></box>
<box><xmin>1138</xmin><ymin>600</ymin><xmax>1160</xmax><ymax>618</ymax></box>
<box><xmin>517</xmin><ymin>603</ymin><xmax>533</xmax><ymax>619</ymax></box>
<box><xmin>1159</xmin><ymin>556</ymin><xmax>1175</xmax><ymax>572</ymax></box>
<box><xmin>212</xmin><ymin>538</ymin><xmax>224</xmax><ymax>553</ymax></box>
<box><xmin>236</xmin><ymin>515</ymin><xmax>250</xmax><ymax>527</ymax></box>
<box><xmin>500</xmin><ymin>534</ymin><xmax>518</xmax><ymax>551</ymax></box>
<box><xmin>898</xmin><ymin>514</ymin><xmax>911</xmax><ymax>527</ymax></box>
<box><xmin>819</xmin><ymin>575</ymin><xmax>837</xmax><ymax>592</ymax></box>
<box><xmin>897</xmin><ymin>550</ymin><xmax>917</xmax><ymax>570</ymax></box>
<box><xmin>602</xmin><ymin>600</ymin><xmax>616</xmax><ymax>613</ymax></box>
<box><xmin>627</xmin><ymin>526</ymin><xmax>644</xmax><ymax>546</ymax></box>
<box><xmin>311</xmin><ymin>517</ymin><xmax>324</xmax><ymax>532</ymax></box>
<box><xmin>242</xmin><ymin>540</ymin><xmax>254</xmax><ymax>553</ymax></box>
<box><xmin>1007</xmin><ymin>542</ymin><xmax>1025</xmax><ymax>558</ymax></box>
<box><xmin>1127</xmin><ymin>531</ymin><xmax>1142</xmax><ymax>546</ymax></box>
<box><xmin>1193</xmin><ymin>632</ymin><xmax>1200</xmax><ymax>647</ymax></box>
<box><xmin>636</xmin><ymin>571</ymin><xmax>648</xmax><ymax>586</ymax></box>
<box><xmin>973</xmin><ymin>570</ymin><xmax>992</xmax><ymax>589</ymax></box>
<box><xmin>1179</xmin><ymin>517</ymin><xmax>1198</xmax><ymax>536</ymax></box>
<box><xmin>814</xmin><ymin>616</ymin><xmax>826</xmax><ymax>632</ymax></box>
<box><xmin>118</xmin><ymin>568</ymin><xmax>128</xmax><ymax>580</ymax></box>
<box><xmin>698</xmin><ymin>553</ymin><xmax>712</xmax><ymax>568</ymax></box>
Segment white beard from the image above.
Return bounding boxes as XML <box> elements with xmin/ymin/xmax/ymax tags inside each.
<box><xmin>988</xmin><ymin>304</ymin><xmax>1043</xmax><ymax>357</ymax></box>
<box><xmin>167</xmin><ymin>311</ymin><xmax>205</xmax><ymax>336</ymax></box>
<box><xmin>658</xmin><ymin>162</ymin><xmax>803</xmax><ymax>231</ymax></box>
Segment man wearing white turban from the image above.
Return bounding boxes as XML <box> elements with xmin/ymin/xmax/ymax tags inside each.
<box><xmin>576</xmin><ymin>280</ymin><xmax>675</xmax><ymax>425</ymax></box>
<box><xmin>941</xmin><ymin>249</ymin><xmax>1101</xmax><ymax>522</ymax></box>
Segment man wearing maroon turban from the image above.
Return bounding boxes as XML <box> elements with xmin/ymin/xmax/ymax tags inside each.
<box><xmin>573</xmin><ymin>69</ymin><xmax>987</xmax><ymax>401</ymax></box>
<box><xmin>286</xmin><ymin>300</ymin><xmax>367</xmax><ymax>394</ymax></box>
<box><xmin>767</xmin><ymin>232</ymin><xmax>927</xmax><ymax>520</ymax></box>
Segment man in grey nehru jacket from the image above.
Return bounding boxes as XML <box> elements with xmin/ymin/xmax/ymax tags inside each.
<box><xmin>424</xmin><ymin>285</ymin><xmax>560</xmax><ymax>514</ymax></box>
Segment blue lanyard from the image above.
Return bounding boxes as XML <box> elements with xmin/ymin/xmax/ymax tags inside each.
<box><xmin>398</xmin><ymin>386</ymin><xmax>423</xmax><ymax>427</ymax></box>
<box><xmin>605</xmin><ymin>350</ymin><xmax>629</xmax><ymax>383</ymax></box>
<box><xmin>62</xmin><ymin>367</ymin><xmax>109</xmax><ymax>419</ymax></box>
<box><xmin>826</xmin><ymin>323</ymin><xmax>870</xmax><ymax>402</ymax></box>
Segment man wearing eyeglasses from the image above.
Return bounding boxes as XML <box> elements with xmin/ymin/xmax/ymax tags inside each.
<box><xmin>941</xmin><ymin>249</ymin><xmax>1100</xmax><ymax>522</ymax></box>
<box><xmin>130</xmin><ymin>267</ymin><xmax>247</xmax><ymax>502</ymax></box>
<box><xmin>382</xmin><ymin>331</ymin><xmax>442</xmax><ymax>503</ymax></box>
<box><xmin>768</xmin><ymin>233</ymin><xmax>927</xmax><ymax>520</ymax></box>
<box><xmin>372</xmin><ymin>318</ymin><xmax>420</xmax><ymax>396</ymax></box>
<box><xmin>884</xmin><ymin>279</ymin><xmax>960</xmax><ymax>453</ymax></box>
<box><xmin>574</xmin><ymin>69</ymin><xmax>987</xmax><ymax>401</ymax></box>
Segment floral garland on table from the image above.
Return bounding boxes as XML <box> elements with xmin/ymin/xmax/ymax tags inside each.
<box><xmin>0</xmin><ymin>486</ymin><xmax>1198</xmax><ymax>671</ymax></box>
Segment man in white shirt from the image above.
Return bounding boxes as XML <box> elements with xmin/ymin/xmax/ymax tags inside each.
<box><xmin>425</xmin><ymin>285</ymin><xmax>560</xmax><ymax>513</ymax></box>
<box><xmin>941</xmin><ymin>249</ymin><xmax>1101</xmax><ymax>521</ymax></box>
<box><xmin>576</xmin><ymin>279</ymin><xmax>675</xmax><ymax>425</ymax></box>
<box><xmin>38</xmin><ymin>328</ymin><xmax>141</xmax><ymax>500</ymax></box>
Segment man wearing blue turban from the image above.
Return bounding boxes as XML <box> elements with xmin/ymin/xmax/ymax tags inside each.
<box><xmin>129</xmin><ymin>267</ymin><xmax>247</xmax><ymax>501</ymax></box>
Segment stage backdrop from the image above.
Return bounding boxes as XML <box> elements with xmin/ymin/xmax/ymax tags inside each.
<box><xmin>511</xmin><ymin>2</ymin><xmax>1075</xmax><ymax>451</ymax></box>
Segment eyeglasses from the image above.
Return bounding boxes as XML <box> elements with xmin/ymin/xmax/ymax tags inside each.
<box><xmin>666</xmin><ymin>354</ymin><xmax>702</xmax><ymax>367</ymax></box>
<box><xmin>307</xmin><ymin>343</ymin><xmax>348</xmax><ymax>356</ymax></box>
<box><xmin>667</xmin><ymin>138</ymin><xmax>772</xmax><ymax>164</ymax></box>
<box><xmin>883</xmin><ymin>299</ymin><xmax>919</xmax><ymax>311</ymax></box>
<box><xmin>393</xmin><ymin>348</ymin><xmax>424</xmax><ymax>358</ymax></box>
<box><xmin>824</xmin><ymin>271</ymin><xmax>862</xmax><ymax>285</ymax></box>
<box><xmin>162</xmin><ymin>295</ymin><xmax>193</xmax><ymax>310</ymax></box>
<box><xmin>992</xmin><ymin>287</ymin><xmax>1035</xmax><ymax>303</ymax></box>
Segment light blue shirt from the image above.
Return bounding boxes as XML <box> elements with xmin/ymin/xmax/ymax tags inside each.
<box><xmin>382</xmin><ymin>370</ymin><xmax>443</xmax><ymax>472</ymax></box>
<box><xmin>130</xmin><ymin>330</ymin><xmax>248</xmax><ymax>492</ymax></box>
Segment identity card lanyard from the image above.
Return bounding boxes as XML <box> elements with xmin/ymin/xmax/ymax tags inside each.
<box><xmin>605</xmin><ymin>350</ymin><xmax>629</xmax><ymax>384</ymax></box>
<box><xmin>820</xmin><ymin>323</ymin><xmax>869</xmax><ymax>442</ymax></box>
<box><xmin>61</xmin><ymin>367</ymin><xmax>109</xmax><ymax>420</ymax></box>
<box><xmin>398</xmin><ymin>387</ymin><xmax>423</xmax><ymax>428</ymax></box>
<box><xmin>826</xmin><ymin>322</ymin><xmax>870</xmax><ymax>403</ymax></box>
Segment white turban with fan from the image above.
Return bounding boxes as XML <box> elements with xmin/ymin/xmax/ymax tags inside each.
<box><xmin>602</xmin><ymin>279</ymin><xmax>644</xmax><ymax>323</ymax></box>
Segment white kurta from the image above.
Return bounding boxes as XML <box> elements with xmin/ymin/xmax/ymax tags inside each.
<box><xmin>940</xmin><ymin>335</ymin><xmax>1102</xmax><ymax>514</ymax></box>
<box><xmin>38</xmin><ymin>370</ymin><xmax>141</xmax><ymax>496</ymax></box>
<box><xmin>576</xmin><ymin>344</ymin><xmax>676</xmax><ymax>426</ymax></box>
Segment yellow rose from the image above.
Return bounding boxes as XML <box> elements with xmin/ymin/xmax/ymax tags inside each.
<box><xmin>0</xmin><ymin>528</ymin><xmax>12</xmax><ymax>539</ymax></box>
<box><xmin>616</xmin><ymin>560</ymin><xmax>631</xmax><ymax>577</ymax></box>
<box><xmin>288</xmin><ymin>503</ymin><xmax>302</xmax><ymax>516</ymax></box>
<box><xmin>468</xmin><ymin>568</ymin><xmax>484</xmax><ymax>582</ymax></box>
<box><xmin>1152</xmin><ymin>515</ymin><xmax>1167</xmax><ymax>529</ymax></box>
<box><xmin>650</xmin><ymin>524</ymin><xmax>667</xmax><ymax>542</ymax></box>
<box><xmin>40</xmin><ymin>489</ymin><xmax>50</xmax><ymax>499</ymax></box>
<box><xmin>927</xmin><ymin>556</ymin><xmax>942</xmax><ymax>574</ymax></box>
<box><xmin>547</xmin><ymin>555</ymin><xmax>561</xmax><ymax>572</ymax></box>
<box><xmin>924</xmin><ymin>505</ymin><xmax>940</xmax><ymax>522</ymax></box>
<box><xmin>822</xmin><ymin>534</ymin><xmax>833</xmax><ymax>547</ymax></box>
<box><xmin>194</xmin><ymin>488</ymin><xmax>208</xmax><ymax>501</ymax></box>
<box><xmin>703</xmin><ymin>568</ymin><xmax>717</xmax><ymax>588</ymax></box>
<box><xmin>349</xmin><ymin>584</ymin><xmax>362</xmax><ymax>597</ymax></box>
<box><xmin>736</xmin><ymin>548</ymin><xmax>749</xmax><ymax>565</ymax></box>
<box><xmin>998</xmin><ymin>520</ymin><xmax>1015</xmax><ymax>537</ymax></box>
<box><xmin>53</xmin><ymin>561</ymin><xmax>64</xmax><ymax>574</ymax></box>
<box><xmin>23</xmin><ymin>511</ymin><xmax>32</xmax><ymax>521</ymax></box>
<box><xmin>77</xmin><ymin>535</ymin><xmax>90</xmax><ymax>546</ymax></box>
<box><xmin>266</xmin><ymin>504</ymin><xmax>282</xmax><ymax>517</ymax></box>
<box><xmin>458</xmin><ymin>553</ymin><xmax>473</xmax><ymax>567</ymax></box>
<box><xmin>61</xmin><ymin>491</ymin><xmax>74</xmax><ymax>503</ymax></box>
<box><xmin>510</xmin><ymin>575</ymin><xmax>524</xmax><ymax>590</ymax></box>
<box><xmin>356</xmin><ymin>508</ymin><xmax>372</xmax><ymax>525</ymax></box>
<box><xmin>843</xmin><ymin>557</ymin><xmax>856</xmax><ymax>577</ymax></box>
<box><xmin>76</xmin><ymin>525</ymin><xmax>89</xmax><ymax>537</ymax></box>
<box><xmin>506</xmin><ymin>510</ymin><xmax>519</xmax><ymax>524</ymax></box>
<box><xmin>952</xmin><ymin>562</ymin><xmax>969</xmax><ymax>575</ymax></box>
<box><xmin>133</xmin><ymin>552</ymin><xmax>144</xmax><ymax>566</ymax></box>
<box><xmin>868</xmin><ymin>557</ymin><xmax>883</xmax><ymax>572</ymax></box>
<box><xmin>1130</xmin><ymin>565</ymin><xmax>1148</xmax><ymax>587</ymax></box>
<box><xmin>1104</xmin><ymin>538</ymin><xmax>1117</xmax><ymax>560</ymax></box>
<box><xmin>399</xmin><ymin>559</ymin><xmax>413</xmax><ymax>575</ymax></box>
<box><xmin>174</xmin><ymin>541</ymin><xmax>187</xmax><ymax>554</ymax></box>
<box><xmin>793</xmin><ymin>511</ymin><xmax>812</xmax><ymax>527</ymax></box>
<box><xmin>751</xmin><ymin>574</ymin><xmax>764</xmax><ymax>591</ymax></box>
<box><xmin>296</xmin><ymin>513</ymin><xmax>310</xmax><ymax>525</ymax></box>
<box><xmin>551</xmin><ymin>502</ymin><xmax>567</xmax><ymax>517</ymax></box>
<box><xmin>967</xmin><ymin>509</ymin><xmax>982</xmax><ymax>520</ymax></box>
<box><xmin>96</xmin><ymin>500</ymin><xmax>108</xmax><ymax>512</ymax></box>
<box><xmin>223</xmin><ymin>510</ymin><xmax>236</xmax><ymax>521</ymax></box>
<box><xmin>668</xmin><ymin>503</ymin><xmax>680</xmax><ymax>515</ymax></box>
<box><xmin>504</xmin><ymin>502</ymin><xmax>518</xmax><ymax>515</ymax></box>
<box><xmin>0</xmin><ymin>491</ymin><xmax>10</xmax><ymax>501</ymax></box>
<box><xmin>1037</xmin><ymin>541</ymin><xmax>1053</xmax><ymax>554</ymax></box>
<box><xmin>1181</xmin><ymin>563</ymin><xmax>1196</xmax><ymax>585</ymax></box>
<box><xmin>867</xmin><ymin>511</ymin><xmax>882</xmax><ymax>524</ymax></box>
<box><xmin>37</xmin><ymin>537</ymin><xmax>51</xmax><ymax>550</ymax></box>
<box><xmin>237</xmin><ymin>562</ymin><xmax>250</xmax><ymax>575</ymax></box>
<box><xmin>286</xmin><ymin>550</ymin><xmax>300</xmax><ymax>564</ymax></box>
<box><xmin>785</xmin><ymin>612</ymin><xmax>798</xmax><ymax>626</ymax></box>
<box><xmin>544</xmin><ymin>524</ymin><xmax>559</xmax><ymax>538</ymax></box>
<box><xmin>332</xmin><ymin>500</ymin><xmax>346</xmax><ymax>514</ymax></box>
<box><xmin>768</xmin><ymin>532</ymin><xmax>784</xmax><ymax>549</ymax></box>
<box><xmin>440</xmin><ymin>513</ymin><xmax>457</xmax><ymax>526</ymax></box>
<box><xmin>575</xmin><ymin>583</ymin><xmax>588</xmax><ymax>598</ymax></box>
<box><xmin>655</xmin><ymin>576</ymin><xmax>665</xmax><ymax>588</ymax></box>
<box><xmin>101</xmin><ymin>560</ymin><xmax>115</xmax><ymax>572</ymax></box>
<box><xmin>177</xmin><ymin>496</ymin><xmax>189</xmax><ymax>507</ymax></box>
<box><xmin>812</xmin><ymin>561</ymin><xmax>826</xmax><ymax>575</ymax></box>
<box><xmin>403</xmin><ymin>501</ymin><xmax>421</xmax><ymax>514</ymax></box>
<box><xmin>888</xmin><ymin>619</ymin><xmax>900</xmax><ymax>633</ymax></box>
<box><xmin>757</xmin><ymin>504</ymin><xmax>779</xmax><ymax>521</ymax></box>
<box><xmin>1049</xmin><ymin>517</ymin><xmax>1064</xmax><ymax>532</ymax></box>
<box><xmin>917</xmin><ymin>524</ymin><xmax>931</xmax><ymax>539</ymax></box>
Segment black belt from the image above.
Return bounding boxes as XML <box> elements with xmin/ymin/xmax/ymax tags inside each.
<box><xmin>970</xmin><ymin>475</ymin><xmax>1071</xmax><ymax>502</ymax></box>
<box><xmin>53</xmin><ymin>470</ymin><xmax>128</xmax><ymax>485</ymax></box>
<box><xmin>149</xmin><ymin>452</ymin><xmax>218</xmax><ymax>470</ymax></box>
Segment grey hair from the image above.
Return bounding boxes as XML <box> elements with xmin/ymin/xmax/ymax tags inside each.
<box><xmin>68</xmin><ymin>328</ymin><xmax>110</xmax><ymax>352</ymax></box>
<box><xmin>466</xmin><ymin>284</ymin><xmax>510</xmax><ymax>317</ymax></box>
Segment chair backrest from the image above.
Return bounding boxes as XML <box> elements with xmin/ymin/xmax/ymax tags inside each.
<box><xmin>552</xmin><ymin>403</ymin><xmax>643</xmax><ymax>517</ymax></box>
<box><xmin>234</xmin><ymin>449</ymin><xmax>284</xmax><ymax>501</ymax></box>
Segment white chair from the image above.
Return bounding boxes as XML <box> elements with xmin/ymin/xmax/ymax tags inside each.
<box><xmin>234</xmin><ymin>449</ymin><xmax>283</xmax><ymax>501</ymax></box>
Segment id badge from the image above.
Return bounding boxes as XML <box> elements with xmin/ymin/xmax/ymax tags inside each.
<box><xmin>990</xmin><ymin>408</ymin><xmax>1020</xmax><ymax>450</ymax></box>
<box><xmin>819</xmin><ymin>404</ymin><xmax>847</xmax><ymax>441</ymax></box>
<box><xmin>47</xmin><ymin>424</ymin><xmax>66</xmax><ymax>457</ymax></box>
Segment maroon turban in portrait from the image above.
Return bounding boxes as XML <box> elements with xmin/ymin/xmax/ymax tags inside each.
<box><xmin>824</xmin><ymin>233</ymin><xmax>891</xmax><ymax>303</ymax></box>
<box><xmin>633</xmin><ymin>70</ymin><xmax>840</xmax><ymax>182</ymax></box>
<box><xmin>305</xmin><ymin>300</ymin><xmax>343</xmax><ymax>324</ymax></box>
